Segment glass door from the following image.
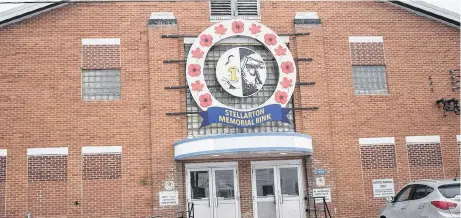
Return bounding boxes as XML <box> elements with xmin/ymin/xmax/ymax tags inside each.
<box><xmin>212</xmin><ymin>168</ymin><xmax>239</xmax><ymax>218</ymax></box>
<box><xmin>253</xmin><ymin>168</ymin><xmax>278</xmax><ymax>218</ymax></box>
<box><xmin>187</xmin><ymin>164</ymin><xmax>240</xmax><ymax>218</ymax></box>
<box><xmin>278</xmin><ymin>166</ymin><xmax>302</xmax><ymax>218</ymax></box>
<box><xmin>252</xmin><ymin>163</ymin><xmax>303</xmax><ymax>218</ymax></box>
<box><xmin>188</xmin><ymin>169</ymin><xmax>213</xmax><ymax>218</ymax></box>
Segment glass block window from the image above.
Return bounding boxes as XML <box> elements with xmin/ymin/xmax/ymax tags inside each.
<box><xmin>352</xmin><ymin>65</ymin><xmax>388</xmax><ymax>95</ymax></box>
<box><xmin>185</xmin><ymin>40</ymin><xmax>295</xmax><ymax>137</ymax></box>
<box><xmin>82</xmin><ymin>69</ymin><xmax>121</xmax><ymax>100</ymax></box>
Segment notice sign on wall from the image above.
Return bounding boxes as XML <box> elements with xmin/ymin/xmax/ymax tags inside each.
<box><xmin>313</xmin><ymin>188</ymin><xmax>331</xmax><ymax>203</ymax></box>
<box><xmin>159</xmin><ymin>191</ymin><xmax>178</xmax><ymax>206</ymax></box>
<box><xmin>372</xmin><ymin>179</ymin><xmax>395</xmax><ymax>197</ymax></box>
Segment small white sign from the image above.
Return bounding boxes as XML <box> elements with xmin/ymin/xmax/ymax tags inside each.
<box><xmin>159</xmin><ymin>191</ymin><xmax>178</xmax><ymax>206</ymax></box>
<box><xmin>313</xmin><ymin>188</ymin><xmax>331</xmax><ymax>203</ymax></box>
<box><xmin>164</xmin><ymin>181</ymin><xmax>175</xmax><ymax>191</ymax></box>
<box><xmin>315</xmin><ymin>177</ymin><xmax>325</xmax><ymax>187</ymax></box>
<box><xmin>372</xmin><ymin>179</ymin><xmax>395</xmax><ymax>198</ymax></box>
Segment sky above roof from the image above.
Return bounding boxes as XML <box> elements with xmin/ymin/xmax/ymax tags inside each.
<box><xmin>0</xmin><ymin>0</ymin><xmax>459</xmax><ymax>14</ymax></box>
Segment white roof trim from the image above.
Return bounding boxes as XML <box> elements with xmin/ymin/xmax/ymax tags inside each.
<box><xmin>0</xmin><ymin>1</ymin><xmax>459</xmax><ymax>28</ymax></box>
<box><xmin>406</xmin><ymin>135</ymin><xmax>441</xmax><ymax>144</ymax></box>
<box><xmin>397</xmin><ymin>0</ymin><xmax>459</xmax><ymax>22</ymax></box>
<box><xmin>349</xmin><ymin>36</ymin><xmax>383</xmax><ymax>43</ymax></box>
<box><xmin>184</xmin><ymin>36</ymin><xmax>289</xmax><ymax>45</ymax></box>
<box><xmin>387</xmin><ymin>1</ymin><xmax>459</xmax><ymax>28</ymax></box>
<box><xmin>27</xmin><ymin>147</ymin><xmax>68</xmax><ymax>156</ymax></box>
<box><xmin>359</xmin><ymin>137</ymin><xmax>395</xmax><ymax>145</ymax></box>
<box><xmin>82</xmin><ymin>146</ymin><xmax>122</xmax><ymax>154</ymax></box>
<box><xmin>82</xmin><ymin>38</ymin><xmax>120</xmax><ymax>45</ymax></box>
<box><xmin>0</xmin><ymin>149</ymin><xmax>7</xmax><ymax>156</ymax></box>
<box><xmin>0</xmin><ymin>2</ymin><xmax>66</xmax><ymax>28</ymax></box>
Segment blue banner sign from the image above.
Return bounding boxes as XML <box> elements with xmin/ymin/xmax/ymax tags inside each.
<box><xmin>315</xmin><ymin>169</ymin><xmax>328</xmax><ymax>175</ymax></box>
<box><xmin>200</xmin><ymin>104</ymin><xmax>291</xmax><ymax>128</ymax></box>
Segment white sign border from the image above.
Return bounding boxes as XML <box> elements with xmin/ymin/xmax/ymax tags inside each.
<box><xmin>185</xmin><ymin>19</ymin><xmax>297</xmax><ymax>111</ymax></box>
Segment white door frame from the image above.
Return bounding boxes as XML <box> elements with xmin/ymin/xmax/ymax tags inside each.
<box><xmin>185</xmin><ymin>162</ymin><xmax>241</xmax><ymax>218</ymax></box>
<box><xmin>251</xmin><ymin>159</ymin><xmax>305</xmax><ymax>218</ymax></box>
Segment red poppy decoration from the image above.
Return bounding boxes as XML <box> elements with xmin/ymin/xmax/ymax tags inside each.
<box><xmin>200</xmin><ymin>34</ymin><xmax>213</xmax><ymax>47</ymax></box>
<box><xmin>264</xmin><ymin>33</ymin><xmax>277</xmax><ymax>46</ymax></box>
<box><xmin>275</xmin><ymin>91</ymin><xmax>288</xmax><ymax>105</ymax></box>
<box><xmin>249</xmin><ymin>24</ymin><xmax>261</xmax><ymax>34</ymax></box>
<box><xmin>188</xmin><ymin>64</ymin><xmax>201</xmax><ymax>77</ymax></box>
<box><xmin>215</xmin><ymin>24</ymin><xmax>227</xmax><ymax>35</ymax></box>
<box><xmin>199</xmin><ymin>93</ymin><xmax>213</xmax><ymax>108</ymax></box>
<box><xmin>281</xmin><ymin>61</ymin><xmax>294</xmax><ymax>74</ymax></box>
<box><xmin>191</xmin><ymin>47</ymin><xmax>204</xmax><ymax>59</ymax></box>
<box><xmin>280</xmin><ymin>77</ymin><xmax>293</xmax><ymax>88</ymax></box>
<box><xmin>274</xmin><ymin>45</ymin><xmax>287</xmax><ymax>56</ymax></box>
<box><xmin>191</xmin><ymin>80</ymin><xmax>204</xmax><ymax>92</ymax></box>
<box><xmin>232</xmin><ymin>21</ymin><xmax>244</xmax><ymax>33</ymax></box>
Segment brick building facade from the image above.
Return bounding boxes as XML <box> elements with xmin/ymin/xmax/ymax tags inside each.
<box><xmin>0</xmin><ymin>1</ymin><xmax>459</xmax><ymax>218</ymax></box>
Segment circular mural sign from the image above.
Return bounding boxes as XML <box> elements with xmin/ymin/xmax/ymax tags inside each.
<box><xmin>186</xmin><ymin>20</ymin><xmax>297</xmax><ymax>128</ymax></box>
<box><xmin>216</xmin><ymin>47</ymin><xmax>267</xmax><ymax>97</ymax></box>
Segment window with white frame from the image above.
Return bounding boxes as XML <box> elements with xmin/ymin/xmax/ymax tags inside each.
<box><xmin>82</xmin><ymin>69</ymin><xmax>121</xmax><ymax>100</ymax></box>
<box><xmin>210</xmin><ymin>0</ymin><xmax>259</xmax><ymax>20</ymax></box>
<box><xmin>352</xmin><ymin>65</ymin><xmax>388</xmax><ymax>95</ymax></box>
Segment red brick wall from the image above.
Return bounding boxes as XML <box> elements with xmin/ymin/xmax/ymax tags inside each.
<box><xmin>349</xmin><ymin>42</ymin><xmax>386</xmax><ymax>65</ymax></box>
<box><xmin>27</xmin><ymin>155</ymin><xmax>67</xmax><ymax>217</ymax></box>
<box><xmin>360</xmin><ymin>144</ymin><xmax>398</xmax><ymax>217</ymax></box>
<box><xmin>82</xmin><ymin>44</ymin><xmax>121</xmax><ymax>69</ymax></box>
<box><xmin>83</xmin><ymin>154</ymin><xmax>121</xmax><ymax>180</ymax></box>
<box><xmin>407</xmin><ymin>143</ymin><xmax>444</xmax><ymax>180</ymax></box>
<box><xmin>82</xmin><ymin>153</ymin><xmax>122</xmax><ymax>216</ymax></box>
<box><xmin>0</xmin><ymin>1</ymin><xmax>458</xmax><ymax>218</ymax></box>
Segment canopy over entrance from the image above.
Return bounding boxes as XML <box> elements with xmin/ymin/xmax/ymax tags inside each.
<box><xmin>174</xmin><ymin>132</ymin><xmax>312</xmax><ymax>160</ymax></box>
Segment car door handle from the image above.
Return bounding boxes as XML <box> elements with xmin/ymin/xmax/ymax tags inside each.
<box><xmin>418</xmin><ymin>205</ymin><xmax>424</xmax><ymax>209</ymax></box>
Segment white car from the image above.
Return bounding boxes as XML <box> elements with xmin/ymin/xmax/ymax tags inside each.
<box><xmin>379</xmin><ymin>179</ymin><xmax>460</xmax><ymax>218</ymax></box>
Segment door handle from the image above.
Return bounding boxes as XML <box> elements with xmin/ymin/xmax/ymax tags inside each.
<box><xmin>208</xmin><ymin>198</ymin><xmax>211</xmax><ymax>208</ymax></box>
<box><xmin>216</xmin><ymin>198</ymin><xmax>219</xmax><ymax>207</ymax></box>
<box><xmin>418</xmin><ymin>204</ymin><xmax>424</xmax><ymax>209</ymax></box>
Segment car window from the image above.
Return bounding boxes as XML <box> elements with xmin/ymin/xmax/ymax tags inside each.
<box><xmin>438</xmin><ymin>184</ymin><xmax>461</xmax><ymax>199</ymax></box>
<box><xmin>412</xmin><ymin>185</ymin><xmax>434</xmax><ymax>200</ymax></box>
<box><xmin>395</xmin><ymin>185</ymin><xmax>413</xmax><ymax>202</ymax></box>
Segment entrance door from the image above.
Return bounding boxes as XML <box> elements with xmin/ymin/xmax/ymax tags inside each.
<box><xmin>252</xmin><ymin>161</ymin><xmax>303</xmax><ymax>218</ymax></box>
<box><xmin>186</xmin><ymin>163</ymin><xmax>240</xmax><ymax>218</ymax></box>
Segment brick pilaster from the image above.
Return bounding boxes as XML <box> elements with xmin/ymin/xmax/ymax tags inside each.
<box><xmin>148</xmin><ymin>12</ymin><xmax>185</xmax><ymax>215</ymax></box>
<box><xmin>294</xmin><ymin>12</ymin><xmax>338</xmax><ymax>217</ymax></box>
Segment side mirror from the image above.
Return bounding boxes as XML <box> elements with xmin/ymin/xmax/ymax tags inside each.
<box><xmin>385</xmin><ymin>196</ymin><xmax>394</xmax><ymax>203</ymax></box>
